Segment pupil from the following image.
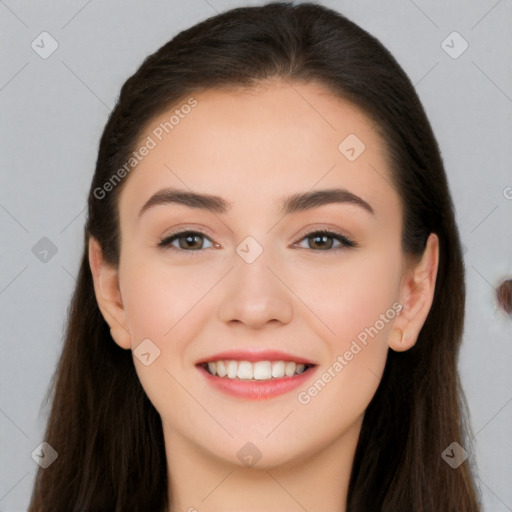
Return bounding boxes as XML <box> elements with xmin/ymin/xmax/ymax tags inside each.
<box><xmin>183</xmin><ymin>234</ymin><xmax>201</xmax><ymax>249</ymax></box>
<box><xmin>312</xmin><ymin>235</ymin><xmax>331</xmax><ymax>249</ymax></box>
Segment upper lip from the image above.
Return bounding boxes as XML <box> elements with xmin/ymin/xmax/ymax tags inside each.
<box><xmin>196</xmin><ymin>349</ymin><xmax>317</xmax><ymax>365</ymax></box>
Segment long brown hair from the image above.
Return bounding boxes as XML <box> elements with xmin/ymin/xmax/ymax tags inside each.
<box><xmin>28</xmin><ymin>2</ymin><xmax>481</xmax><ymax>510</ymax></box>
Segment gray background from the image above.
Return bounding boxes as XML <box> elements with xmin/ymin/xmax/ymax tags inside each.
<box><xmin>1</xmin><ymin>1</ymin><xmax>511</xmax><ymax>510</ymax></box>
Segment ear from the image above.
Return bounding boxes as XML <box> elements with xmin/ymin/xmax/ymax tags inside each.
<box><xmin>88</xmin><ymin>236</ymin><xmax>131</xmax><ymax>350</ymax></box>
<box><xmin>388</xmin><ymin>233</ymin><xmax>439</xmax><ymax>352</ymax></box>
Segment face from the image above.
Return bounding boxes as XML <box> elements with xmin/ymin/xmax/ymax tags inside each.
<box><xmin>93</xmin><ymin>80</ymin><xmax>430</xmax><ymax>470</ymax></box>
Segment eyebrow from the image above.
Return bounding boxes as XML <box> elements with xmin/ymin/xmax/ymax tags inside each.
<box><xmin>138</xmin><ymin>187</ymin><xmax>375</xmax><ymax>218</ymax></box>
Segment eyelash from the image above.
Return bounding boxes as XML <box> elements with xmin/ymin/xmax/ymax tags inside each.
<box><xmin>157</xmin><ymin>229</ymin><xmax>357</xmax><ymax>254</ymax></box>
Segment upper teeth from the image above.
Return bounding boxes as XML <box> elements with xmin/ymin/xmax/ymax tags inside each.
<box><xmin>205</xmin><ymin>360</ymin><xmax>307</xmax><ymax>380</ymax></box>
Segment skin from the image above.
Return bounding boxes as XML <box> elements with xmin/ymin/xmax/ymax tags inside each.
<box><xmin>89</xmin><ymin>79</ymin><xmax>438</xmax><ymax>512</ymax></box>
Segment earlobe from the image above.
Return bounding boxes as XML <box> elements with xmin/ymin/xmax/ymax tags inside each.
<box><xmin>388</xmin><ymin>233</ymin><xmax>439</xmax><ymax>352</ymax></box>
<box><xmin>88</xmin><ymin>237</ymin><xmax>132</xmax><ymax>350</ymax></box>
<box><xmin>388</xmin><ymin>326</ymin><xmax>416</xmax><ymax>352</ymax></box>
<box><xmin>388</xmin><ymin>326</ymin><xmax>406</xmax><ymax>351</ymax></box>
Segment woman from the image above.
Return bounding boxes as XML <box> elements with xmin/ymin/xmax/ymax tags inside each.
<box><xmin>28</xmin><ymin>2</ymin><xmax>481</xmax><ymax>510</ymax></box>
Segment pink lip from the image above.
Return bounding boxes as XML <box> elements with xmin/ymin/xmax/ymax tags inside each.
<box><xmin>196</xmin><ymin>349</ymin><xmax>316</xmax><ymax>365</ymax></box>
<box><xmin>196</xmin><ymin>363</ymin><xmax>318</xmax><ymax>400</ymax></box>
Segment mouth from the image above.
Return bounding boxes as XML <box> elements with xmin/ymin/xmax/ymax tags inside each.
<box><xmin>195</xmin><ymin>354</ymin><xmax>318</xmax><ymax>400</ymax></box>
<box><xmin>199</xmin><ymin>360</ymin><xmax>315</xmax><ymax>380</ymax></box>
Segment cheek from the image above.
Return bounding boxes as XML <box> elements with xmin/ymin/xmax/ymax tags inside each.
<box><xmin>291</xmin><ymin>247</ymin><xmax>402</xmax><ymax>346</ymax></box>
<box><xmin>117</xmin><ymin>257</ymin><xmax>216</xmax><ymax>418</ymax></box>
<box><xmin>119</xmin><ymin>255</ymin><xmax>212</xmax><ymax>347</ymax></box>
<box><xmin>291</xmin><ymin>248</ymin><xmax>401</xmax><ymax>419</ymax></box>
<box><xmin>294</xmin><ymin>342</ymin><xmax>388</xmax><ymax>447</ymax></box>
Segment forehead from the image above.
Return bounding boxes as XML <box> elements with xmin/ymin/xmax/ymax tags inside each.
<box><xmin>118</xmin><ymin>80</ymin><xmax>399</xmax><ymax>223</ymax></box>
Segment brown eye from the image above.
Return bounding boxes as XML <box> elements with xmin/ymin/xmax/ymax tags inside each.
<box><xmin>308</xmin><ymin>233</ymin><xmax>334</xmax><ymax>250</ymax></box>
<box><xmin>177</xmin><ymin>233</ymin><xmax>204</xmax><ymax>250</ymax></box>
<box><xmin>158</xmin><ymin>231</ymin><xmax>214</xmax><ymax>251</ymax></box>
<box><xmin>296</xmin><ymin>230</ymin><xmax>356</xmax><ymax>251</ymax></box>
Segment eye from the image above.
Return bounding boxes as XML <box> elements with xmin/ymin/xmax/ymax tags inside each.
<box><xmin>157</xmin><ymin>228</ymin><xmax>356</xmax><ymax>254</ymax></box>
<box><xmin>294</xmin><ymin>230</ymin><xmax>356</xmax><ymax>251</ymax></box>
<box><xmin>158</xmin><ymin>230</ymin><xmax>214</xmax><ymax>252</ymax></box>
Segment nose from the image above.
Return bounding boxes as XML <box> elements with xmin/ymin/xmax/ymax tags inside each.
<box><xmin>217</xmin><ymin>249</ymin><xmax>294</xmax><ymax>329</ymax></box>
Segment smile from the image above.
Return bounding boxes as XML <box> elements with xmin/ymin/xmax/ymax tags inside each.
<box><xmin>196</xmin><ymin>353</ymin><xmax>318</xmax><ymax>400</ymax></box>
<box><xmin>201</xmin><ymin>360</ymin><xmax>312</xmax><ymax>380</ymax></box>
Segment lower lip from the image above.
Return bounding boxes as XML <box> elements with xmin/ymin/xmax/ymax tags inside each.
<box><xmin>196</xmin><ymin>364</ymin><xmax>318</xmax><ymax>400</ymax></box>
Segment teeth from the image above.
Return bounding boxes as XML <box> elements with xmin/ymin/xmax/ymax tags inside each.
<box><xmin>271</xmin><ymin>361</ymin><xmax>285</xmax><ymax>378</ymax></box>
<box><xmin>216</xmin><ymin>360</ymin><xmax>227</xmax><ymax>377</ymax></box>
<box><xmin>203</xmin><ymin>360</ymin><xmax>311</xmax><ymax>380</ymax></box>
<box><xmin>237</xmin><ymin>361</ymin><xmax>253</xmax><ymax>379</ymax></box>
<box><xmin>253</xmin><ymin>361</ymin><xmax>272</xmax><ymax>380</ymax></box>
<box><xmin>227</xmin><ymin>360</ymin><xmax>238</xmax><ymax>378</ymax></box>
<box><xmin>285</xmin><ymin>362</ymin><xmax>296</xmax><ymax>376</ymax></box>
<box><xmin>207</xmin><ymin>362</ymin><xmax>217</xmax><ymax>376</ymax></box>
